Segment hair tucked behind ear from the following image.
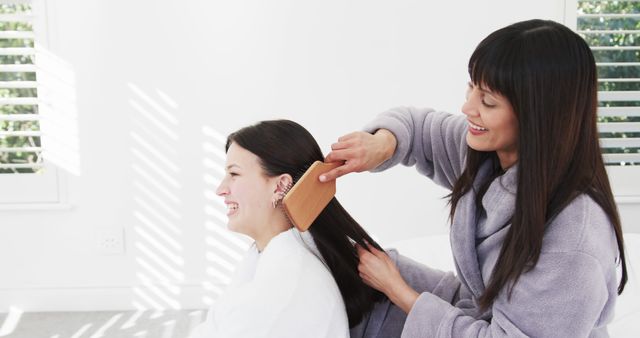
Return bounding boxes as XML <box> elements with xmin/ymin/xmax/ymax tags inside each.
<box><xmin>226</xmin><ymin>120</ymin><xmax>384</xmax><ymax>327</ymax></box>
<box><xmin>450</xmin><ymin>19</ymin><xmax>627</xmax><ymax>311</ymax></box>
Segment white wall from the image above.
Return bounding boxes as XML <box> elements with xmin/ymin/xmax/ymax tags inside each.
<box><xmin>0</xmin><ymin>0</ymin><xmax>576</xmax><ymax>311</ymax></box>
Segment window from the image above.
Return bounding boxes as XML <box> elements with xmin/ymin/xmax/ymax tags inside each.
<box><xmin>575</xmin><ymin>0</ymin><xmax>640</xmax><ymax>198</ymax></box>
<box><xmin>0</xmin><ymin>0</ymin><xmax>62</xmax><ymax>206</ymax></box>
<box><xmin>0</xmin><ymin>1</ymin><xmax>41</xmax><ymax>173</ymax></box>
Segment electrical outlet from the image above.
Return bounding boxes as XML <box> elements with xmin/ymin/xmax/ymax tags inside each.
<box><xmin>96</xmin><ymin>228</ymin><xmax>125</xmax><ymax>255</ymax></box>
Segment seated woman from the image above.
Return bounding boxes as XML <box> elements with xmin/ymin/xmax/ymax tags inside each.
<box><xmin>187</xmin><ymin>119</ymin><xmax>384</xmax><ymax>338</ymax></box>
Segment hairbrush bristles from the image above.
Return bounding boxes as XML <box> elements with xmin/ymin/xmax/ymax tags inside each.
<box><xmin>283</xmin><ymin>181</ymin><xmax>293</xmax><ymax>196</ymax></box>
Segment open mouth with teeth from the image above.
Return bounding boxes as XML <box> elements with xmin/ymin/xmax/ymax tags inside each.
<box><xmin>468</xmin><ymin>121</ymin><xmax>488</xmax><ymax>134</ymax></box>
<box><xmin>227</xmin><ymin>203</ymin><xmax>239</xmax><ymax>216</ymax></box>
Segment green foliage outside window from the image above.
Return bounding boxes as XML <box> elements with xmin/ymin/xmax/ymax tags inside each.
<box><xmin>0</xmin><ymin>3</ymin><xmax>41</xmax><ymax>173</ymax></box>
<box><xmin>578</xmin><ymin>0</ymin><xmax>640</xmax><ymax>164</ymax></box>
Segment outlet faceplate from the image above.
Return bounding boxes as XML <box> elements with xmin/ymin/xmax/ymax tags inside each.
<box><xmin>95</xmin><ymin>228</ymin><xmax>125</xmax><ymax>255</ymax></box>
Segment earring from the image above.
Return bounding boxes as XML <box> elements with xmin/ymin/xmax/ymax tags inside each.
<box><xmin>272</xmin><ymin>191</ymin><xmax>284</xmax><ymax>209</ymax></box>
<box><xmin>272</xmin><ymin>181</ymin><xmax>292</xmax><ymax>209</ymax></box>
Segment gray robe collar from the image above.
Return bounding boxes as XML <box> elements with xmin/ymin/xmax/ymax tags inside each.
<box><xmin>449</xmin><ymin>161</ymin><xmax>518</xmax><ymax>297</ymax></box>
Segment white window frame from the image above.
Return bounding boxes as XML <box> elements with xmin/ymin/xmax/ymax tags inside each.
<box><xmin>0</xmin><ymin>0</ymin><xmax>68</xmax><ymax>209</ymax></box>
<box><xmin>565</xmin><ymin>0</ymin><xmax>640</xmax><ymax>202</ymax></box>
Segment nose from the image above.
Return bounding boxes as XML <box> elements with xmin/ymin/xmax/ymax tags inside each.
<box><xmin>216</xmin><ymin>178</ymin><xmax>229</xmax><ymax>196</ymax></box>
<box><xmin>462</xmin><ymin>89</ymin><xmax>480</xmax><ymax>118</ymax></box>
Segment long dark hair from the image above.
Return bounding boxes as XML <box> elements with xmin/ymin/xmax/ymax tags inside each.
<box><xmin>449</xmin><ymin>19</ymin><xmax>628</xmax><ymax>310</ymax></box>
<box><xmin>226</xmin><ymin>120</ymin><xmax>384</xmax><ymax>327</ymax></box>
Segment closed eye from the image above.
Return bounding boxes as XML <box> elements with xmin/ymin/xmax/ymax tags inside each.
<box><xmin>481</xmin><ymin>99</ymin><xmax>496</xmax><ymax>108</ymax></box>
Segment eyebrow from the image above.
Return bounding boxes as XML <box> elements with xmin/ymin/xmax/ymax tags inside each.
<box><xmin>226</xmin><ymin>164</ymin><xmax>241</xmax><ymax>170</ymax></box>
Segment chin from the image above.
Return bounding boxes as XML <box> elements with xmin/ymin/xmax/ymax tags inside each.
<box><xmin>227</xmin><ymin>220</ymin><xmax>250</xmax><ymax>237</ymax></box>
<box><xmin>467</xmin><ymin>142</ymin><xmax>489</xmax><ymax>152</ymax></box>
<box><xmin>227</xmin><ymin>221</ymin><xmax>240</xmax><ymax>233</ymax></box>
<box><xmin>465</xmin><ymin>136</ymin><xmax>490</xmax><ymax>152</ymax></box>
<box><xmin>466</xmin><ymin>134</ymin><xmax>480</xmax><ymax>149</ymax></box>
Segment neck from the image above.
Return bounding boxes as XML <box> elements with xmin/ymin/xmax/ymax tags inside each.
<box><xmin>254</xmin><ymin>211</ymin><xmax>292</xmax><ymax>252</ymax></box>
<box><xmin>497</xmin><ymin>150</ymin><xmax>518</xmax><ymax>170</ymax></box>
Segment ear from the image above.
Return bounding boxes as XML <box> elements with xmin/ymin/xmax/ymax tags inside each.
<box><xmin>273</xmin><ymin>174</ymin><xmax>293</xmax><ymax>195</ymax></box>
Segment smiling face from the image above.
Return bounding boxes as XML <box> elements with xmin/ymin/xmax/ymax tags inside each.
<box><xmin>215</xmin><ymin>142</ymin><xmax>278</xmax><ymax>239</ymax></box>
<box><xmin>461</xmin><ymin>82</ymin><xmax>519</xmax><ymax>169</ymax></box>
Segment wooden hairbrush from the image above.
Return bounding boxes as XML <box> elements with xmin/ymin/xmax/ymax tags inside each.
<box><xmin>282</xmin><ymin>161</ymin><xmax>342</xmax><ymax>232</ymax></box>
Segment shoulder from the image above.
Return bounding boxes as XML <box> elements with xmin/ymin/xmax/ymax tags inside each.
<box><xmin>542</xmin><ymin>194</ymin><xmax>618</xmax><ymax>271</ymax></box>
<box><xmin>365</xmin><ymin>107</ymin><xmax>466</xmax><ymax>134</ymax></box>
<box><xmin>256</xmin><ymin>230</ymin><xmax>316</xmax><ymax>275</ymax></box>
<box><xmin>256</xmin><ymin>230</ymin><xmax>343</xmax><ymax>295</ymax></box>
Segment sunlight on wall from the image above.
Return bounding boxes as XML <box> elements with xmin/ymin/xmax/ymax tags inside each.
<box><xmin>36</xmin><ymin>44</ymin><xmax>81</xmax><ymax>176</ymax></box>
<box><xmin>128</xmin><ymin>83</ymin><xmax>184</xmax><ymax>314</ymax></box>
<box><xmin>201</xmin><ymin>125</ymin><xmax>251</xmax><ymax>306</ymax></box>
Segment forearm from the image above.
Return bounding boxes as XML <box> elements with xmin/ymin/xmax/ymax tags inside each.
<box><xmin>363</xmin><ymin>107</ymin><xmax>468</xmax><ymax>188</ymax></box>
<box><xmin>387</xmin><ymin>280</ymin><xmax>420</xmax><ymax>314</ymax></box>
<box><xmin>373</xmin><ymin>128</ymin><xmax>397</xmax><ymax>163</ymax></box>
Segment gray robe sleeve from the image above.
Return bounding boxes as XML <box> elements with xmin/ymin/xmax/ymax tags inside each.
<box><xmin>350</xmin><ymin>106</ymin><xmax>471</xmax><ymax>338</ymax></box>
<box><xmin>350</xmin><ymin>250</ymin><xmax>466</xmax><ymax>338</ymax></box>
<box><xmin>403</xmin><ymin>196</ymin><xmax>618</xmax><ymax>337</ymax></box>
<box><xmin>363</xmin><ymin>106</ymin><xmax>468</xmax><ymax>190</ymax></box>
<box><xmin>401</xmin><ymin>251</ymin><xmax>610</xmax><ymax>338</ymax></box>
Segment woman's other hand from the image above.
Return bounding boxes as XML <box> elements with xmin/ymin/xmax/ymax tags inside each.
<box><xmin>319</xmin><ymin>129</ymin><xmax>397</xmax><ymax>182</ymax></box>
<box><xmin>356</xmin><ymin>243</ymin><xmax>419</xmax><ymax>314</ymax></box>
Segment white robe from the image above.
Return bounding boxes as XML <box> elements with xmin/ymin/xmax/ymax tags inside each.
<box><xmin>188</xmin><ymin>228</ymin><xmax>350</xmax><ymax>338</ymax></box>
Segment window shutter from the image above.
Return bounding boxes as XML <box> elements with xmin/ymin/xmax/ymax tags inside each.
<box><xmin>578</xmin><ymin>0</ymin><xmax>640</xmax><ymax>165</ymax></box>
<box><xmin>0</xmin><ymin>0</ymin><xmax>42</xmax><ymax>173</ymax></box>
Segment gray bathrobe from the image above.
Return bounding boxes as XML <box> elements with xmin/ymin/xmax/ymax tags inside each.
<box><xmin>350</xmin><ymin>107</ymin><xmax>620</xmax><ymax>338</ymax></box>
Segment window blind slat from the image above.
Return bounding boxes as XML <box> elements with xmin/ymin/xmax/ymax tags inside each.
<box><xmin>0</xmin><ymin>0</ymin><xmax>34</xmax><ymax>5</ymax></box>
<box><xmin>0</xmin><ymin>64</ymin><xmax>37</xmax><ymax>72</ymax></box>
<box><xmin>591</xmin><ymin>46</ymin><xmax>640</xmax><ymax>51</ymax></box>
<box><xmin>0</xmin><ymin>97</ymin><xmax>39</xmax><ymax>105</ymax></box>
<box><xmin>598</xmin><ymin>122</ymin><xmax>640</xmax><ymax>133</ymax></box>
<box><xmin>0</xmin><ymin>131</ymin><xmax>41</xmax><ymax>137</ymax></box>
<box><xmin>0</xmin><ymin>81</ymin><xmax>37</xmax><ymax>88</ymax></box>
<box><xmin>579</xmin><ymin>0</ymin><xmax>640</xmax><ymax>2</ymax></box>
<box><xmin>598</xmin><ymin>78</ymin><xmax>640</xmax><ymax>83</ymax></box>
<box><xmin>578</xmin><ymin>30</ymin><xmax>640</xmax><ymax>34</ymax></box>
<box><xmin>0</xmin><ymin>14</ymin><xmax>33</xmax><ymax>22</ymax></box>
<box><xmin>0</xmin><ymin>47</ymin><xmax>35</xmax><ymax>56</ymax></box>
<box><xmin>598</xmin><ymin>107</ymin><xmax>640</xmax><ymax>117</ymax></box>
<box><xmin>598</xmin><ymin>91</ymin><xmax>640</xmax><ymax>101</ymax></box>
<box><xmin>0</xmin><ymin>147</ymin><xmax>41</xmax><ymax>152</ymax></box>
<box><xmin>0</xmin><ymin>31</ymin><xmax>34</xmax><ymax>39</ymax></box>
<box><xmin>597</xmin><ymin>62</ymin><xmax>640</xmax><ymax>67</ymax></box>
<box><xmin>578</xmin><ymin>13</ymin><xmax>640</xmax><ymax>18</ymax></box>
<box><xmin>601</xmin><ymin>138</ymin><xmax>640</xmax><ymax>148</ymax></box>
<box><xmin>0</xmin><ymin>114</ymin><xmax>40</xmax><ymax>121</ymax></box>
<box><xmin>603</xmin><ymin>153</ymin><xmax>640</xmax><ymax>164</ymax></box>
<box><xmin>0</xmin><ymin>163</ymin><xmax>43</xmax><ymax>169</ymax></box>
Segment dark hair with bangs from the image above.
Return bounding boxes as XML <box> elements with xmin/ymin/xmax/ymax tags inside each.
<box><xmin>449</xmin><ymin>19</ymin><xmax>628</xmax><ymax>310</ymax></box>
<box><xmin>226</xmin><ymin>119</ymin><xmax>384</xmax><ymax>327</ymax></box>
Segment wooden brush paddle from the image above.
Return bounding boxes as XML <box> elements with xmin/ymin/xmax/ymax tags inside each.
<box><xmin>282</xmin><ymin>161</ymin><xmax>342</xmax><ymax>232</ymax></box>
